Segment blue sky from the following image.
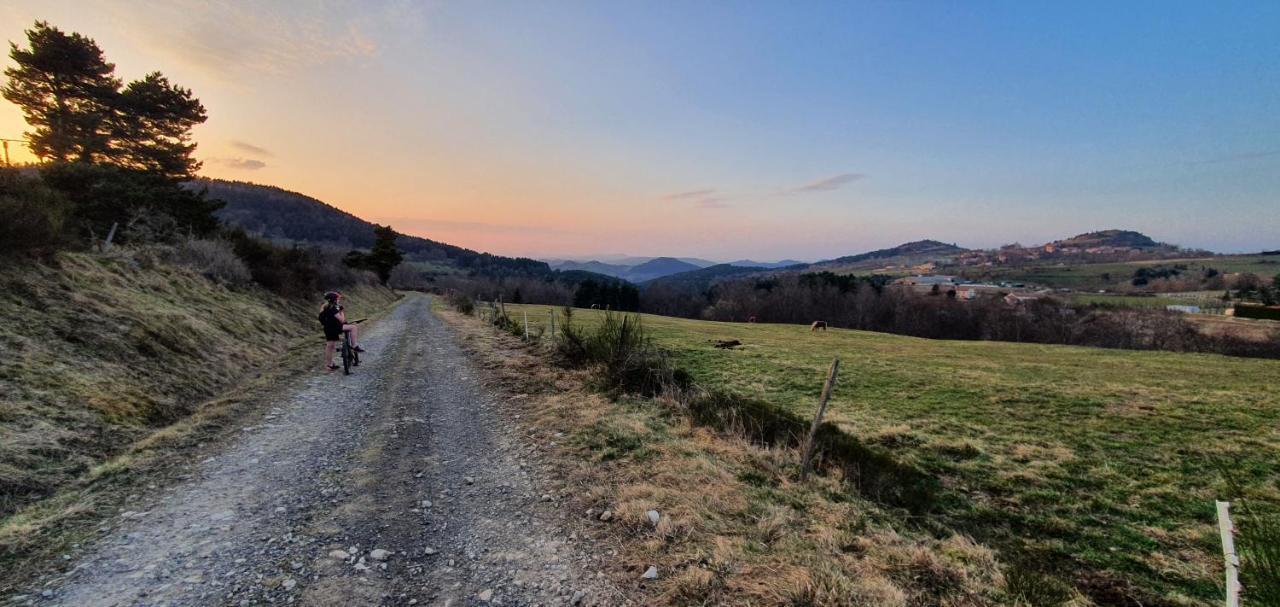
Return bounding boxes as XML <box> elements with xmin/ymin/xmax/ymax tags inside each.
<box><xmin>2</xmin><ymin>1</ymin><xmax>1277</xmax><ymax>258</ymax></box>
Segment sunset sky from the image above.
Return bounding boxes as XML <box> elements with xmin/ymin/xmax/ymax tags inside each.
<box><xmin>2</xmin><ymin>1</ymin><xmax>1277</xmax><ymax>260</ymax></box>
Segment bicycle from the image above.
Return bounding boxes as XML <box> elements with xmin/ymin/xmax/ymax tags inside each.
<box><xmin>340</xmin><ymin>318</ymin><xmax>367</xmax><ymax>375</ymax></box>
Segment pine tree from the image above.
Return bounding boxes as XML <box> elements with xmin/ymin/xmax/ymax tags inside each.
<box><xmin>115</xmin><ymin>72</ymin><xmax>207</xmax><ymax>180</ymax></box>
<box><xmin>2</xmin><ymin>22</ymin><xmax>120</xmax><ymax>162</ymax></box>
<box><xmin>345</xmin><ymin>225</ymin><xmax>404</xmax><ymax>284</ymax></box>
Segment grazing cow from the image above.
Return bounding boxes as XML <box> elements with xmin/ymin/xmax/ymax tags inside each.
<box><xmin>590</xmin><ymin>304</ymin><xmax>600</xmax><ymax>310</ymax></box>
<box><xmin>747</xmin><ymin>315</ymin><xmax>757</xmax><ymax>323</ymax></box>
<box><xmin>810</xmin><ymin>321</ymin><xmax>827</xmax><ymax>332</ymax></box>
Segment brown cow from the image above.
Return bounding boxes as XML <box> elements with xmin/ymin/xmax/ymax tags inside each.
<box><xmin>747</xmin><ymin>315</ymin><xmax>757</xmax><ymax>323</ymax></box>
<box><xmin>810</xmin><ymin>321</ymin><xmax>827</xmax><ymax>332</ymax></box>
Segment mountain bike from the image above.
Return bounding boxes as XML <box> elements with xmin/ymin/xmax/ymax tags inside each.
<box><xmin>340</xmin><ymin>318</ymin><xmax>367</xmax><ymax>375</ymax></box>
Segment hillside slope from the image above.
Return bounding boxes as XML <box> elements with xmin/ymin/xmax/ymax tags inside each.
<box><xmin>201</xmin><ymin>179</ymin><xmax>550</xmax><ymax>275</ymax></box>
<box><xmin>0</xmin><ymin>251</ymin><xmax>396</xmax><ymax>517</ymax></box>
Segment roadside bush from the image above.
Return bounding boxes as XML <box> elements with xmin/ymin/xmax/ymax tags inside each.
<box><xmin>219</xmin><ymin>227</ymin><xmax>377</xmax><ymax>297</ymax></box>
<box><xmin>169</xmin><ymin>238</ymin><xmax>252</xmax><ymax>285</ymax></box>
<box><xmin>0</xmin><ymin>168</ymin><xmax>71</xmax><ymax>257</ymax></box>
<box><xmin>555</xmin><ymin>311</ymin><xmax>688</xmax><ymax>397</ymax></box>
<box><xmin>445</xmin><ymin>290</ymin><xmax>475</xmax><ymax>315</ymax></box>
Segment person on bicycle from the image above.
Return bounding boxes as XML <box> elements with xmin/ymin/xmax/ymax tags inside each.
<box><xmin>319</xmin><ymin>291</ymin><xmax>364</xmax><ymax>371</ymax></box>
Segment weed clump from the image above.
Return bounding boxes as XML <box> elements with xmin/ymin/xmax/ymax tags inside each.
<box><xmin>555</xmin><ymin>310</ymin><xmax>689</xmax><ymax>397</ymax></box>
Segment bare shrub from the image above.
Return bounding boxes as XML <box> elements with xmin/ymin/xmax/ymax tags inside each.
<box><xmin>170</xmin><ymin>239</ymin><xmax>252</xmax><ymax>285</ymax></box>
<box><xmin>445</xmin><ymin>290</ymin><xmax>475</xmax><ymax>315</ymax></box>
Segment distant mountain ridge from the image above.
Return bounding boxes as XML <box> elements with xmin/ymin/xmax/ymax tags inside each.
<box><xmin>728</xmin><ymin>259</ymin><xmax>805</xmax><ymax>269</ymax></box>
<box><xmin>620</xmin><ymin>257</ymin><xmax>703</xmax><ymax>282</ymax></box>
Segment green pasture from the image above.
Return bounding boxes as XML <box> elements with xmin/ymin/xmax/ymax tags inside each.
<box><xmin>500</xmin><ymin>302</ymin><xmax>1280</xmax><ymax>604</ymax></box>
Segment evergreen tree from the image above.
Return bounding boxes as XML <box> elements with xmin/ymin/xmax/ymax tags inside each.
<box><xmin>115</xmin><ymin>72</ymin><xmax>207</xmax><ymax>180</ymax></box>
<box><xmin>344</xmin><ymin>224</ymin><xmax>404</xmax><ymax>284</ymax></box>
<box><xmin>2</xmin><ymin>21</ymin><xmax>119</xmax><ymax>162</ymax></box>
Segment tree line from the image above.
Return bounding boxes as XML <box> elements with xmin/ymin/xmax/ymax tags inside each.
<box><xmin>642</xmin><ymin>271</ymin><xmax>1280</xmax><ymax>359</ymax></box>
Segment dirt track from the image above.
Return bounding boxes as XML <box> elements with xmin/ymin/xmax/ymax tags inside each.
<box><xmin>17</xmin><ymin>294</ymin><xmax>624</xmax><ymax>607</ymax></box>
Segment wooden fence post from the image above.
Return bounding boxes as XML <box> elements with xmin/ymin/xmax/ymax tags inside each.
<box><xmin>1217</xmin><ymin>500</ymin><xmax>1241</xmax><ymax>607</ymax></box>
<box><xmin>523</xmin><ymin>310</ymin><xmax>529</xmax><ymax>340</ymax></box>
<box><xmin>549</xmin><ymin>310</ymin><xmax>556</xmax><ymax>339</ymax></box>
<box><xmin>800</xmin><ymin>358</ymin><xmax>840</xmax><ymax>481</ymax></box>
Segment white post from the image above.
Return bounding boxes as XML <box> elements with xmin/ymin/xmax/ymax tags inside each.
<box><xmin>1217</xmin><ymin>500</ymin><xmax>1241</xmax><ymax>607</ymax></box>
<box><xmin>523</xmin><ymin>310</ymin><xmax>529</xmax><ymax>340</ymax></box>
<box><xmin>102</xmin><ymin>221</ymin><xmax>118</xmax><ymax>252</ymax></box>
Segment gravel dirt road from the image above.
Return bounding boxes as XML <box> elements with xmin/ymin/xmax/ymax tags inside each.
<box><xmin>19</xmin><ymin>293</ymin><xmax>625</xmax><ymax>607</ymax></box>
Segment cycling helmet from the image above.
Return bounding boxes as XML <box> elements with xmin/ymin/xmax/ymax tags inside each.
<box><xmin>324</xmin><ymin>291</ymin><xmax>341</xmax><ymax>302</ymax></box>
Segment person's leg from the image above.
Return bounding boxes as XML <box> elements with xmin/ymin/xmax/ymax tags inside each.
<box><xmin>343</xmin><ymin>324</ymin><xmax>360</xmax><ymax>348</ymax></box>
<box><xmin>323</xmin><ymin>340</ymin><xmax>337</xmax><ymax>369</ymax></box>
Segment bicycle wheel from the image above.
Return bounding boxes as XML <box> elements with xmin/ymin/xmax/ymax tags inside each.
<box><xmin>341</xmin><ymin>339</ymin><xmax>353</xmax><ymax>375</ymax></box>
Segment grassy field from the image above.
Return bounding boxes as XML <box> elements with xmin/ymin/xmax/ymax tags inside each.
<box><xmin>951</xmin><ymin>254</ymin><xmax>1280</xmax><ymax>291</ymax></box>
<box><xmin>503</xmin><ymin>303</ymin><xmax>1280</xmax><ymax>604</ymax></box>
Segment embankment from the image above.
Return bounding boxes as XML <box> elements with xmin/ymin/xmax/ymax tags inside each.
<box><xmin>0</xmin><ymin>250</ymin><xmax>396</xmax><ymax>521</ymax></box>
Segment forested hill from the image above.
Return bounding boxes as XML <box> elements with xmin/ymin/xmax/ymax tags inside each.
<box><xmin>197</xmin><ymin>179</ymin><xmax>549</xmax><ymax>275</ymax></box>
<box><xmin>819</xmin><ymin>239</ymin><xmax>969</xmax><ymax>265</ymax></box>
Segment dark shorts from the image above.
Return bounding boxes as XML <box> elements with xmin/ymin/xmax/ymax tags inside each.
<box><xmin>324</xmin><ymin>326</ymin><xmax>344</xmax><ymax>341</ymax></box>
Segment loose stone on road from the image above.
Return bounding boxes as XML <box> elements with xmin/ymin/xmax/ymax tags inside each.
<box><xmin>23</xmin><ymin>294</ymin><xmax>624</xmax><ymax>606</ymax></box>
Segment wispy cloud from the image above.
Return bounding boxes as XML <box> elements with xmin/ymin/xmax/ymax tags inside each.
<box><xmin>230</xmin><ymin>140</ymin><xmax>272</xmax><ymax>157</ymax></box>
<box><xmin>209</xmin><ymin>157</ymin><xmax>267</xmax><ymax>170</ymax></box>
<box><xmin>662</xmin><ymin>188</ymin><xmax>730</xmax><ymax>209</ymax></box>
<box><xmin>101</xmin><ymin>0</ymin><xmax>427</xmax><ymax>81</ymax></box>
<box><xmin>785</xmin><ymin>173</ymin><xmax>864</xmax><ymax>194</ymax></box>
<box><xmin>662</xmin><ymin>189</ymin><xmax>716</xmax><ymax>201</ymax></box>
<box><xmin>1191</xmin><ymin>149</ymin><xmax>1280</xmax><ymax>165</ymax></box>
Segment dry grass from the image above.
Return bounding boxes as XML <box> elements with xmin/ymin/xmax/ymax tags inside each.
<box><xmin>438</xmin><ymin>303</ymin><xmax>1019</xmax><ymax>607</ymax></box>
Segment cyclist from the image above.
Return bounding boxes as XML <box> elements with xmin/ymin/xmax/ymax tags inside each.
<box><xmin>319</xmin><ymin>291</ymin><xmax>364</xmax><ymax>371</ymax></box>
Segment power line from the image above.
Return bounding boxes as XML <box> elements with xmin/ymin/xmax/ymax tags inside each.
<box><xmin>0</xmin><ymin>137</ymin><xmax>30</xmax><ymax>166</ymax></box>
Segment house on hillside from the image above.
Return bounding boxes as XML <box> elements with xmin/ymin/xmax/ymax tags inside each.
<box><xmin>957</xmin><ymin>284</ymin><xmax>1003</xmax><ymax>300</ymax></box>
<box><xmin>897</xmin><ymin>275</ymin><xmax>959</xmax><ymax>287</ymax></box>
<box><xmin>1004</xmin><ymin>292</ymin><xmax>1044</xmax><ymax>306</ymax></box>
<box><xmin>896</xmin><ymin>275</ymin><xmax>962</xmax><ymax>294</ymax></box>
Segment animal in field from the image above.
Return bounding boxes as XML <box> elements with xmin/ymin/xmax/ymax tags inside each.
<box><xmin>747</xmin><ymin>316</ymin><xmax>757</xmax><ymax>323</ymax></box>
<box><xmin>810</xmin><ymin>320</ymin><xmax>827</xmax><ymax>332</ymax></box>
